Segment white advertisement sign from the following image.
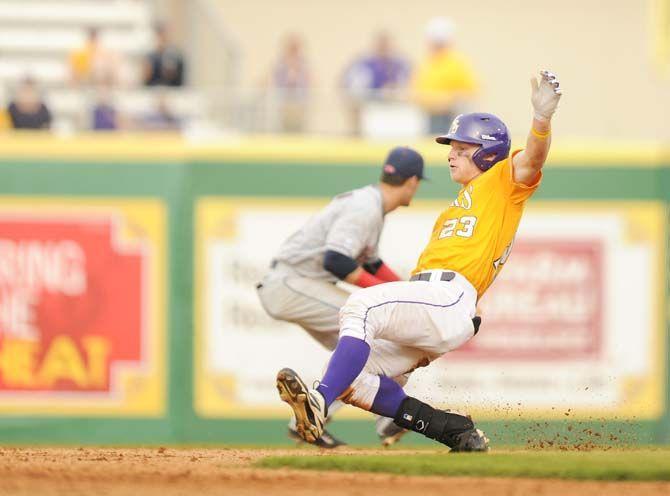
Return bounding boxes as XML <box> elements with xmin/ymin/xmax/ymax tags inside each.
<box><xmin>195</xmin><ymin>198</ymin><xmax>665</xmax><ymax>420</ymax></box>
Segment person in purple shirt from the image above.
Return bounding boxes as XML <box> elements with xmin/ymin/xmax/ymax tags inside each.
<box><xmin>341</xmin><ymin>32</ymin><xmax>410</xmax><ymax>135</ymax></box>
<box><xmin>343</xmin><ymin>32</ymin><xmax>410</xmax><ymax>97</ymax></box>
<box><xmin>91</xmin><ymin>85</ymin><xmax>118</xmax><ymax>131</ymax></box>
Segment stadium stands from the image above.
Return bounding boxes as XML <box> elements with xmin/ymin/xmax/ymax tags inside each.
<box><xmin>0</xmin><ymin>0</ymin><xmax>207</xmax><ymax>133</ymax></box>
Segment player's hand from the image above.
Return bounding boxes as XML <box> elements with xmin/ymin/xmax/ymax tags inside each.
<box><xmin>531</xmin><ymin>70</ymin><xmax>562</xmax><ymax>122</ymax></box>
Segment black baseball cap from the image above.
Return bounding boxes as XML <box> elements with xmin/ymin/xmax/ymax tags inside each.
<box><xmin>382</xmin><ymin>146</ymin><xmax>427</xmax><ymax>180</ymax></box>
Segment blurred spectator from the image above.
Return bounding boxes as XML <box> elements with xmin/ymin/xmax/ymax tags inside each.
<box><xmin>144</xmin><ymin>24</ymin><xmax>186</xmax><ymax>87</ymax></box>
<box><xmin>7</xmin><ymin>77</ymin><xmax>51</xmax><ymax>130</ymax></box>
<box><xmin>411</xmin><ymin>17</ymin><xmax>478</xmax><ymax>134</ymax></box>
<box><xmin>69</xmin><ymin>27</ymin><xmax>121</xmax><ymax>86</ymax></box>
<box><xmin>0</xmin><ymin>109</ymin><xmax>10</xmax><ymax>131</ymax></box>
<box><xmin>271</xmin><ymin>34</ymin><xmax>310</xmax><ymax>133</ymax></box>
<box><xmin>342</xmin><ymin>32</ymin><xmax>410</xmax><ymax>100</ymax></box>
<box><xmin>91</xmin><ymin>86</ymin><xmax>119</xmax><ymax>131</ymax></box>
<box><xmin>341</xmin><ymin>32</ymin><xmax>410</xmax><ymax>135</ymax></box>
<box><xmin>137</xmin><ymin>94</ymin><xmax>181</xmax><ymax>131</ymax></box>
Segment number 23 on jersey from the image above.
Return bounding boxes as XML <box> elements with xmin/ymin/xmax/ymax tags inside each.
<box><xmin>438</xmin><ymin>216</ymin><xmax>478</xmax><ymax>239</ymax></box>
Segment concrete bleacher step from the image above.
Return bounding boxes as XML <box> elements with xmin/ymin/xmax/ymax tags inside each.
<box><xmin>0</xmin><ymin>27</ymin><xmax>152</xmax><ymax>55</ymax></box>
<box><xmin>114</xmin><ymin>90</ymin><xmax>206</xmax><ymax>116</ymax></box>
<box><xmin>0</xmin><ymin>1</ymin><xmax>211</xmax><ymax>132</ymax></box>
<box><xmin>0</xmin><ymin>2</ymin><xmax>155</xmax><ymax>88</ymax></box>
<box><xmin>0</xmin><ymin>0</ymin><xmax>150</xmax><ymax>27</ymax></box>
<box><xmin>44</xmin><ymin>88</ymin><xmax>207</xmax><ymax>120</ymax></box>
<box><xmin>0</xmin><ymin>58</ymin><xmax>68</xmax><ymax>84</ymax></box>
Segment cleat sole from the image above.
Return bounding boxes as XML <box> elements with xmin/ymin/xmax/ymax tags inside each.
<box><xmin>276</xmin><ymin>368</ymin><xmax>321</xmax><ymax>443</ymax></box>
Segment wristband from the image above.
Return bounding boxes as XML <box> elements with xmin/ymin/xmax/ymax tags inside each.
<box><xmin>355</xmin><ymin>270</ymin><xmax>386</xmax><ymax>288</ymax></box>
<box><xmin>531</xmin><ymin>127</ymin><xmax>551</xmax><ymax>139</ymax></box>
<box><xmin>375</xmin><ymin>263</ymin><xmax>401</xmax><ymax>282</ymax></box>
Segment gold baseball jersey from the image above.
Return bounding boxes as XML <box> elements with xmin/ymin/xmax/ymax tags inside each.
<box><xmin>413</xmin><ymin>150</ymin><xmax>541</xmax><ymax>299</ymax></box>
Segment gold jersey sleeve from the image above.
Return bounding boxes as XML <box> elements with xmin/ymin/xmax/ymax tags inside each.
<box><xmin>412</xmin><ymin>150</ymin><xmax>541</xmax><ymax>299</ymax></box>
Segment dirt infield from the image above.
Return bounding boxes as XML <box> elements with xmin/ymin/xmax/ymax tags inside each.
<box><xmin>0</xmin><ymin>447</ymin><xmax>668</xmax><ymax>496</ymax></box>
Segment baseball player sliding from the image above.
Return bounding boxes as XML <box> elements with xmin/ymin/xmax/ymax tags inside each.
<box><xmin>257</xmin><ymin>147</ymin><xmax>426</xmax><ymax>447</ymax></box>
<box><xmin>276</xmin><ymin>70</ymin><xmax>562</xmax><ymax>450</ymax></box>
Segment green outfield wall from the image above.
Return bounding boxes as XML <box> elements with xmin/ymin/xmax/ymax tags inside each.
<box><xmin>0</xmin><ymin>135</ymin><xmax>667</xmax><ymax>446</ymax></box>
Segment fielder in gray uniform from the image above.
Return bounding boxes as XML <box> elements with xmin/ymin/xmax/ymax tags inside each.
<box><xmin>256</xmin><ymin>146</ymin><xmax>426</xmax><ymax>448</ymax></box>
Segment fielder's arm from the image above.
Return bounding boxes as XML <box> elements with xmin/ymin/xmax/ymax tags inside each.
<box><xmin>512</xmin><ymin>70</ymin><xmax>562</xmax><ymax>185</ymax></box>
<box><xmin>324</xmin><ymin>251</ymin><xmax>400</xmax><ymax>287</ymax></box>
<box><xmin>324</xmin><ymin>250</ymin><xmax>386</xmax><ymax>287</ymax></box>
<box><xmin>363</xmin><ymin>259</ymin><xmax>401</xmax><ymax>282</ymax></box>
<box><xmin>344</xmin><ymin>266</ymin><xmax>378</xmax><ymax>286</ymax></box>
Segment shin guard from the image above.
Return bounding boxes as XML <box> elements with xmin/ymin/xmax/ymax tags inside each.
<box><xmin>393</xmin><ymin>397</ymin><xmax>488</xmax><ymax>451</ymax></box>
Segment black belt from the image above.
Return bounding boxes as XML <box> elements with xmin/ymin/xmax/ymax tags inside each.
<box><xmin>472</xmin><ymin>316</ymin><xmax>481</xmax><ymax>335</ymax></box>
<box><xmin>410</xmin><ymin>271</ymin><xmax>456</xmax><ymax>282</ymax></box>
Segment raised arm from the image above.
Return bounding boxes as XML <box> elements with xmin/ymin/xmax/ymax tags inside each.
<box><xmin>512</xmin><ymin>70</ymin><xmax>562</xmax><ymax>185</ymax></box>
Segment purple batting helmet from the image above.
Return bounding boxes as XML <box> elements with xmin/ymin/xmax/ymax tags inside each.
<box><xmin>436</xmin><ymin>112</ymin><xmax>511</xmax><ymax>171</ymax></box>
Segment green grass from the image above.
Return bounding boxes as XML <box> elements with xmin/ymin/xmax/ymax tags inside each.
<box><xmin>256</xmin><ymin>449</ymin><xmax>670</xmax><ymax>481</ymax></box>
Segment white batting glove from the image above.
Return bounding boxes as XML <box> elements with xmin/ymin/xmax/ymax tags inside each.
<box><xmin>531</xmin><ymin>70</ymin><xmax>562</xmax><ymax>122</ymax></box>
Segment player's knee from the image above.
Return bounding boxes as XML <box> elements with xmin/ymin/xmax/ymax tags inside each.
<box><xmin>434</xmin><ymin>318</ymin><xmax>478</xmax><ymax>355</ymax></box>
<box><xmin>341</xmin><ymin>290</ymin><xmax>367</xmax><ymax>314</ymax></box>
<box><xmin>338</xmin><ymin>291</ymin><xmax>372</xmax><ymax>339</ymax></box>
<box><xmin>338</xmin><ymin>372</ymin><xmax>380</xmax><ymax>410</ymax></box>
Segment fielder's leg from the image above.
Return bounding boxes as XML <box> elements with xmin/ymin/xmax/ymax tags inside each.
<box><xmin>287</xmin><ymin>399</ymin><xmax>346</xmax><ymax>448</ymax></box>
<box><xmin>376</xmin><ymin>416</ymin><xmax>407</xmax><ymax>447</ymax></box>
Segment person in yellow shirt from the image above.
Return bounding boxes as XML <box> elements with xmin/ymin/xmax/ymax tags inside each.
<box><xmin>412</xmin><ymin>17</ymin><xmax>478</xmax><ymax>134</ymax></box>
<box><xmin>275</xmin><ymin>70</ymin><xmax>563</xmax><ymax>451</ymax></box>
<box><xmin>0</xmin><ymin>108</ymin><xmax>10</xmax><ymax>131</ymax></box>
<box><xmin>69</xmin><ymin>28</ymin><xmax>120</xmax><ymax>86</ymax></box>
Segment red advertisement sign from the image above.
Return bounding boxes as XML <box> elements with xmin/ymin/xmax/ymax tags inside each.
<box><xmin>0</xmin><ymin>217</ymin><xmax>145</xmax><ymax>392</ymax></box>
<box><xmin>452</xmin><ymin>240</ymin><xmax>604</xmax><ymax>360</ymax></box>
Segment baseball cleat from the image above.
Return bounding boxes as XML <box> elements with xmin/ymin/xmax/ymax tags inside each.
<box><xmin>375</xmin><ymin>416</ymin><xmax>408</xmax><ymax>447</ymax></box>
<box><xmin>287</xmin><ymin>428</ymin><xmax>347</xmax><ymax>449</ymax></box>
<box><xmin>277</xmin><ymin>368</ymin><xmax>327</xmax><ymax>443</ymax></box>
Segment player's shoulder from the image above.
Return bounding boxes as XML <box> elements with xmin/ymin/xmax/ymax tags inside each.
<box><xmin>357</xmin><ymin>184</ymin><xmax>384</xmax><ymax>210</ymax></box>
<box><xmin>484</xmin><ymin>150</ymin><xmax>522</xmax><ymax>183</ymax></box>
<box><xmin>466</xmin><ymin>155</ymin><xmax>513</xmax><ymax>197</ymax></box>
<box><xmin>498</xmin><ymin>149</ymin><xmax>526</xmax><ymax>183</ymax></box>
<box><xmin>479</xmin><ymin>149</ymin><xmax>540</xmax><ymax>203</ymax></box>
<box><xmin>334</xmin><ymin>185</ymin><xmax>382</xmax><ymax>216</ymax></box>
<box><xmin>472</xmin><ymin>157</ymin><xmax>507</xmax><ymax>187</ymax></box>
<box><xmin>334</xmin><ymin>184</ymin><xmax>378</xmax><ymax>203</ymax></box>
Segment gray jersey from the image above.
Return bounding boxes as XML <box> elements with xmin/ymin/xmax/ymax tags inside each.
<box><xmin>275</xmin><ymin>185</ymin><xmax>384</xmax><ymax>281</ymax></box>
